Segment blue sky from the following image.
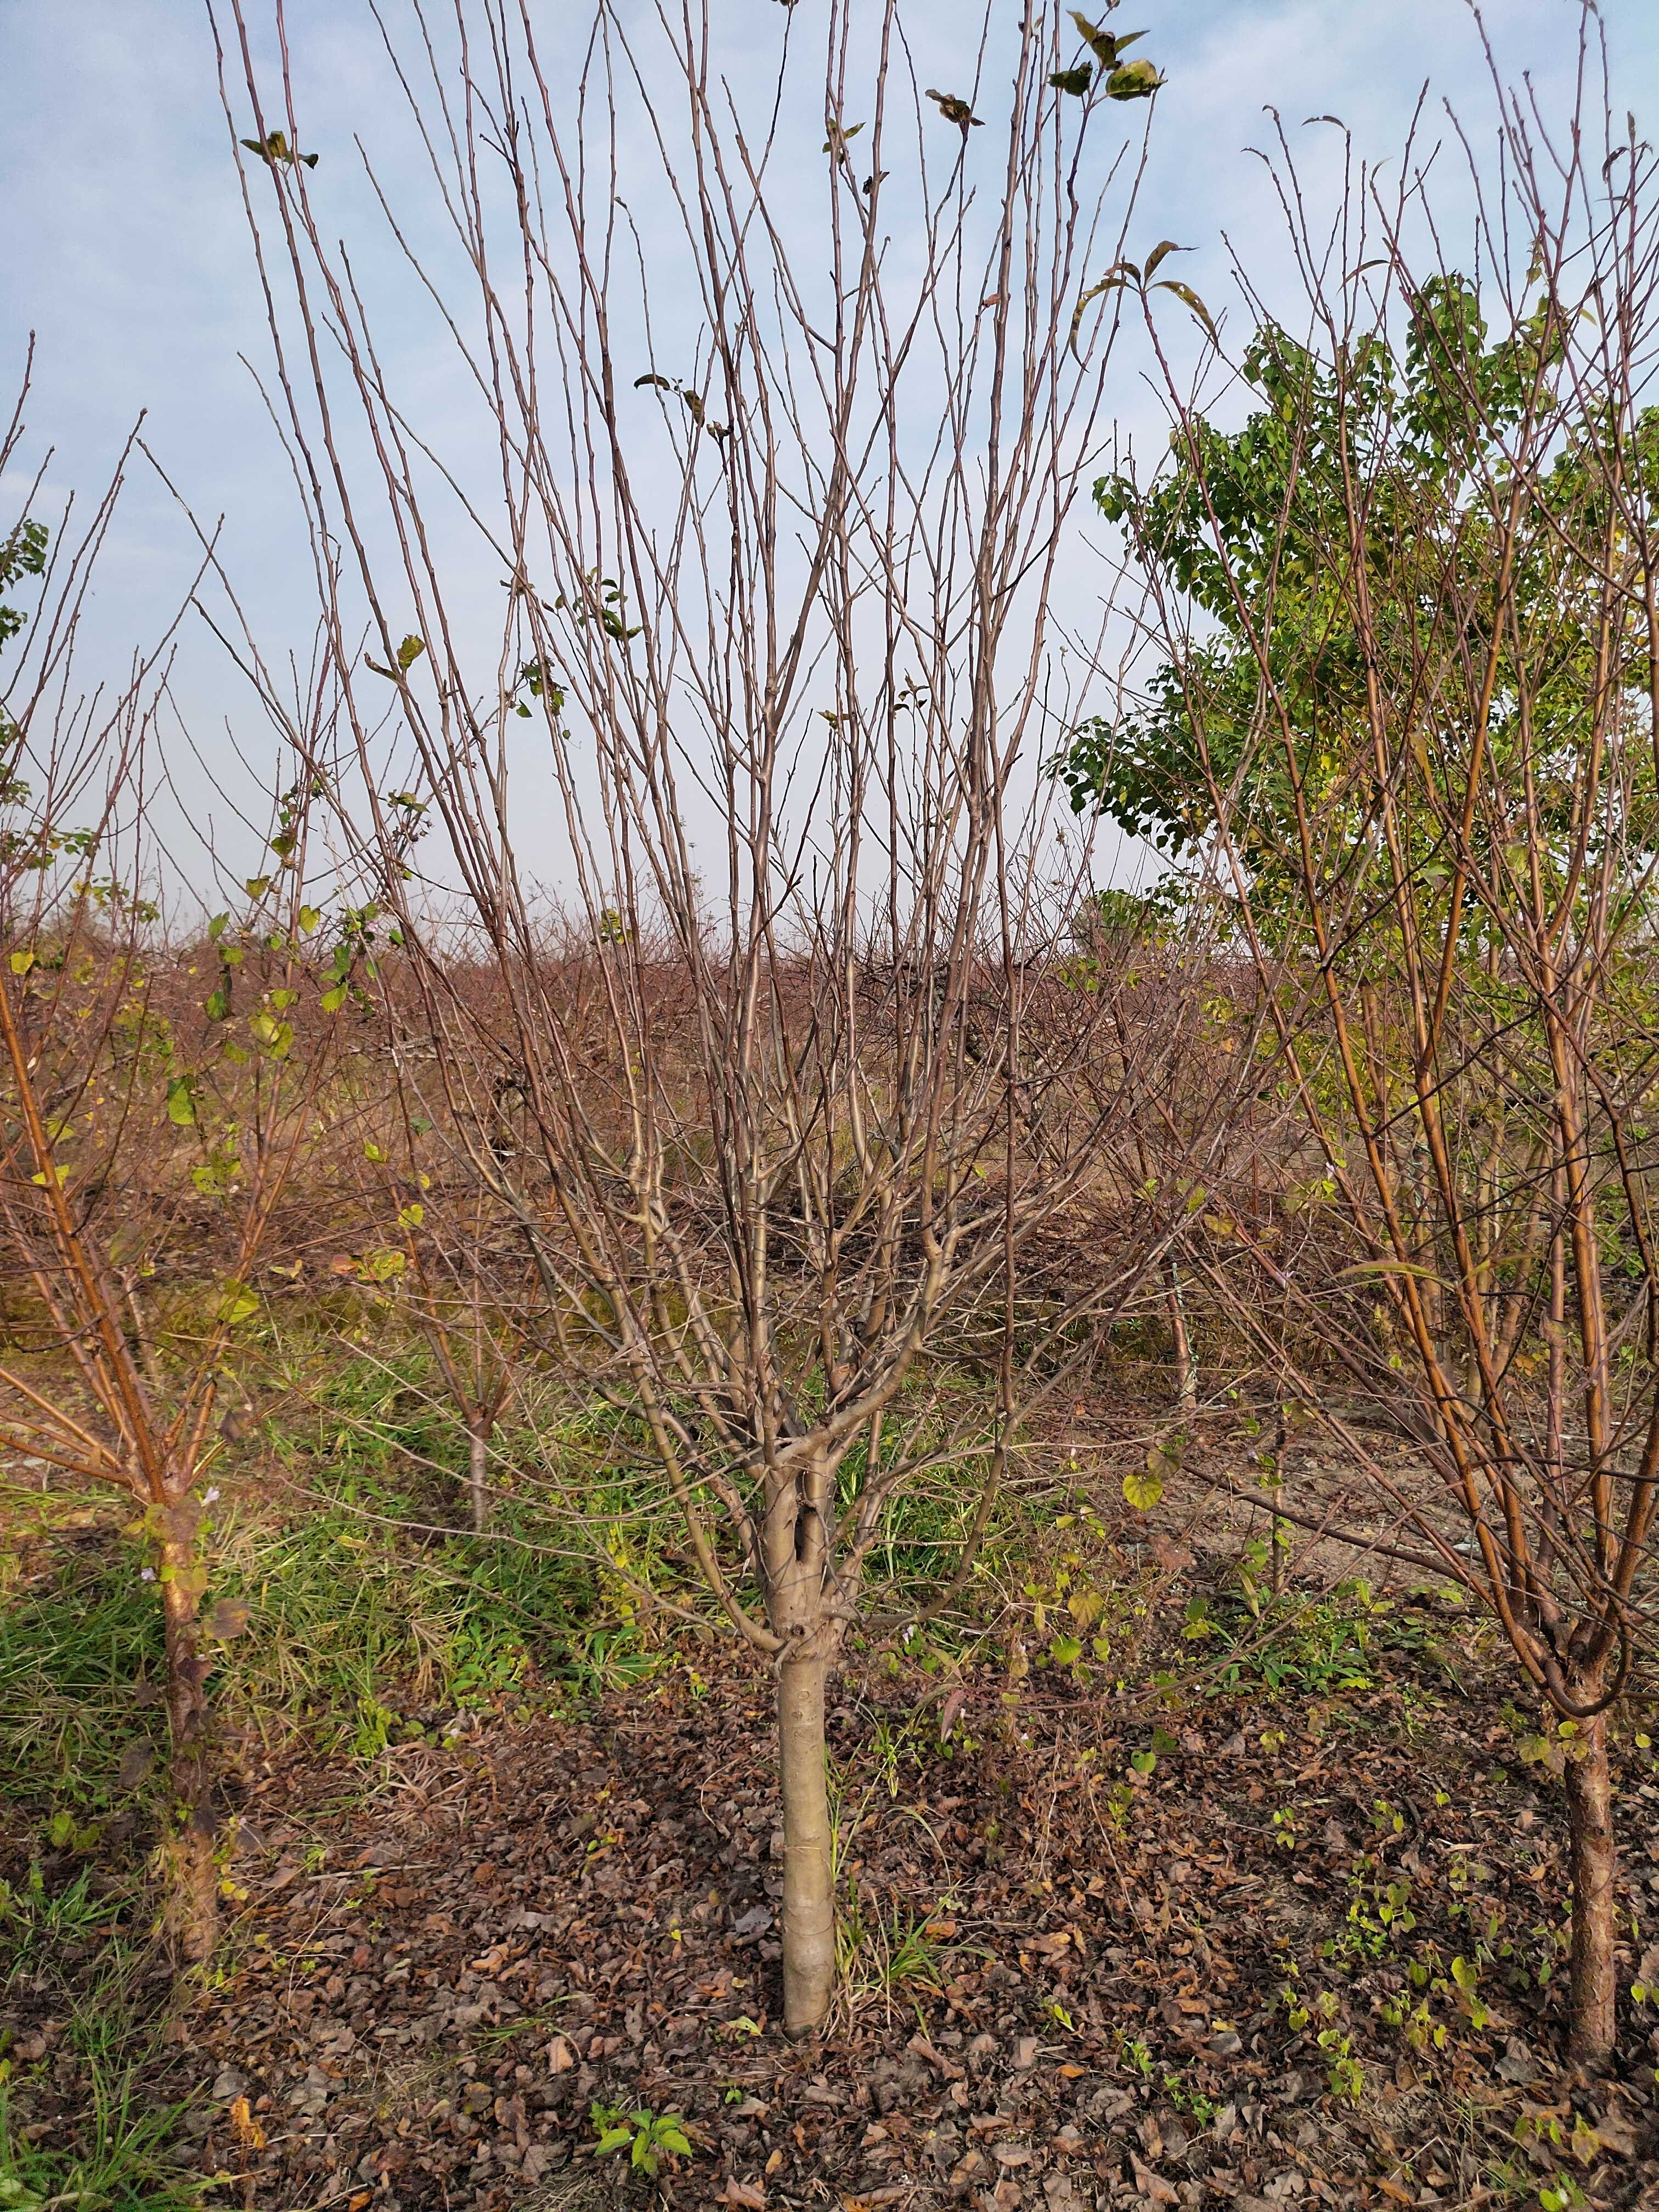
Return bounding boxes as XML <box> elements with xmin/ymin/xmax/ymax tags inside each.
<box><xmin>3</xmin><ymin>0</ymin><xmax>1657</xmax><ymax>892</ymax></box>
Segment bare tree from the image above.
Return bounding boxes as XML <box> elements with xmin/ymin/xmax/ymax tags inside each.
<box><xmin>1065</xmin><ymin>14</ymin><xmax>1659</xmax><ymax>2064</ymax></box>
<box><xmin>213</xmin><ymin>0</ymin><xmax>1242</xmax><ymax>2029</ymax></box>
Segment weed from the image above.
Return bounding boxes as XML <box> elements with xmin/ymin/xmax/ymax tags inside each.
<box><xmin>0</xmin><ymin>1861</ymin><xmax>108</xmax><ymax>1977</ymax></box>
<box><xmin>589</xmin><ymin>2101</ymin><xmax>693</xmax><ymax>2178</ymax></box>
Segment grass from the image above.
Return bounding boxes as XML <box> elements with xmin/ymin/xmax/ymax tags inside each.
<box><xmin>0</xmin><ymin>1861</ymin><xmax>110</xmax><ymax>1974</ymax></box>
<box><xmin>0</xmin><ymin>1942</ymin><xmax>215</xmax><ymax>2212</ymax></box>
<box><xmin>0</xmin><ymin>2075</ymin><xmax>211</xmax><ymax>2212</ymax></box>
<box><xmin>0</xmin><ymin>1380</ymin><xmax>600</xmax><ymax>1835</ymax></box>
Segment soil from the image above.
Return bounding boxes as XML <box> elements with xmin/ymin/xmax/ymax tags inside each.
<box><xmin>12</xmin><ymin>1583</ymin><xmax>1658</xmax><ymax>2212</ymax></box>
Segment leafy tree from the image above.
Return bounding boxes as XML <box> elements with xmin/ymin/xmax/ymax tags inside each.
<box><xmin>1063</xmin><ymin>112</ymin><xmax>1659</xmax><ymax>2069</ymax></box>
<box><xmin>1058</xmin><ymin>279</ymin><xmax>1659</xmax><ymax>921</ymax></box>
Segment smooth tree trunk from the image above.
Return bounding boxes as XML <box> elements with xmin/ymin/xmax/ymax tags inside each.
<box><xmin>1166</xmin><ymin>1259</ymin><xmax>1197</xmax><ymax>1408</ymax></box>
<box><xmin>1564</xmin><ymin>1689</ymin><xmax>1617</xmax><ymax>2070</ymax></box>
<box><xmin>159</xmin><ymin>1526</ymin><xmax>218</xmax><ymax>1962</ymax></box>
<box><xmin>1268</xmin><ymin>1404</ymin><xmax>1289</xmax><ymax>1600</ymax></box>
<box><xmin>468</xmin><ymin>1420</ymin><xmax>489</xmax><ymax>1534</ymax></box>
<box><xmin>777</xmin><ymin>1651</ymin><xmax>835</xmax><ymax>2035</ymax></box>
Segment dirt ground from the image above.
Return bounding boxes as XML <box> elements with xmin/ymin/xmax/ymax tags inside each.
<box><xmin>11</xmin><ymin>1570</ymin><xmax>1657</xmax><ymax>2212</ymax></box>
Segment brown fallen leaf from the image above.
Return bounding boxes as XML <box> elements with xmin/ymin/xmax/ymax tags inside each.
<box><xmin>1130</xmin><ymin>2154</ymin><xmax>1179</xmax><ymax>2205</ymax></box>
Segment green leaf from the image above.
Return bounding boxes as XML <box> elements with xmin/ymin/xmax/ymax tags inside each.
<box><xmin>207</xmin><ymin>913</ymin><xmax>229</xmax><ymax>940</ymax></box>
<box><xmin>9</xmin><ymin>948</ymin><xmax>34</xmax><ymax>975</ymax></box>
<box><xmin>1129</xmin><ymin>1749</ymin><xmax>1157</xmax><ymax>1775</ymax></box>
<box><xmin>320</xmin><ymin>984</ymin><xmax>348</xmax><ymax>1012</ymax></box>
<box><xmin>1154</xmin><ymin>278</ymin><xmax>1220</xmax><ymax>346</ymax></box>
<box><xmin>1070</xmin><ymin>263</ymin><xmax>1139</xmax><ymax>356</ymax></box>
<box><xmin>397</xmin><ymin>1202</ymin><xmax>424</xmax><ymax>1229</ymax></box>
<box><xmin>297</xmin><ymin>903</ymin><xmax>321</xmax><ymax>934</ymax></box>
<box><xmin>1049</xmin><ymin>65</ymin><xmax>1093</xmax><ymax>96</ymax></box>
<box><xmin>248</xmin><ymin>1013</ymin><xmax>294</xmax><ymax>1058</ymax></box>
<box><xmin>245</xmin><ymin>876</ymin><xmax>272</xmax><ymax>900</ymax></box>
<box><xmin>654</xmin><ymin>2121</ymin><xmax>692</xmax><ymax>2157</ymax></box>
<box><xmin>594</xmin><ymin>2127</ymin><xmax>632</xmax><ymax>2155</ymax></box>
<box><xmin>216</xmin><ymin>1279</ymin><xmax>259</xmax><ymax>1327</ymax></box>
<box><xmin>362</xmin><ymin>1248</ymin><xmax>407</xmax><ymax>1283</ymax></box>
<box><xmin>166</xmin><ymin>1076</ymin><xmax>198</xmax><ymax>1126</ymax></box>
<box><xmin>1105</xmin><ymin>58</ymin><xmax>1164</xmax><ymax>99</ymax></box>
<box><xmin>1069</xmin><ymin>11</ymin><xmax>1118</xmax><ymax>65</ymax></box>
<box><xmin>206</xmin><ymin>985</ymin><xmax>230</xmax><ymax>1022</ymax></box>
<box><xmin>396</xmin><ymin>633</ymin><xmax>426</xmax><ymax>670</ymax></box>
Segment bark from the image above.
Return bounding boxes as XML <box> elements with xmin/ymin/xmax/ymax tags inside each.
<box><xmin>1564</xmin><ymin>1691</ymin><xmax>1617</xmax><ymax>2070</ymax></box>
<box><xmin>777</xmin><ymin>1652</ymin><xmax>835</xmax><ymax>2035</ymax></box>
<box><xmin>468</xmin><ymin>1420</ymin><xmax>489</xmax><ymax>1534</ymax></box>
<box><xmin>1268</xmin><ymin>1404</ymin><xmax>1289</xmax><ymax>1599</ymax></box>
<box><xmin>1166</xmin><ymin>1259</ymin><xmax>1196</xmax><ymax>1408</ymax></box>
<box><xmin>159</xmin><ymin>1533</ymin><xmax>217</xmax><ymax>1962</ymax></box>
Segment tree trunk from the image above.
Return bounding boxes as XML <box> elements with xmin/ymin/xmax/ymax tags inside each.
<box><xmin>159</xmin><ymin>1533</ymin><xmax>217</xmax><ymax>1962</ymax></box>
<box><xmin>1166</xmin><ymin>1259</ymin><xmax>1196</xmax><ymax>1408</ymax></box>
<box><xmin>468</xmin><ymin>1420</ymin><xmax>489</xmax><ymax>1534</ymax></box>
<box><xmin>1564</xmin><ymin>1693</ymin><xmax>1617</xmax><ymax>2070</ymax></box>
<box><xmin>777</xmin><ymin>1652</ymin><xmax>835</xmax><ymax>2035</ymax></box>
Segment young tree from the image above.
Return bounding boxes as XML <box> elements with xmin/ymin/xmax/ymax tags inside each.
<box><xmin>213</xmin><ymin>0</ymin><xmax>1244</xmax><ymax>2028</ymax></box>
<box><xmin>1062</xmin><ymin>29</ymin><xmax>1659</xmax><ymax>2064</ymax></box>
<box><xmin>0</xmin><ymin>393</ymin><xmax>363</xmax><ymax>1953</ymax></box>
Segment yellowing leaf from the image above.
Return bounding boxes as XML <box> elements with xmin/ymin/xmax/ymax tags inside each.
<box><xmin>228</xmin><ymin>2095</ymin><xmax>266</xmax><ymax>2151</ymax></box>
<box><xmin>9</xmin><ymin>949</ymin><xmax>35</xmax><ymax>975</ymax></box>
<box><xmin>1105</xmin><ymin>58</ymin><xmax>1165</xmax><ymax>100</ymax></box>
<box><xmin>216</xmin><ymin>1280</ymin><xmax>260</xmax><ymax>1327</ymax></box>
<box><xmin>1123</xmin><ymin>1465</ymin><xmax>1163</xmax><ymax>1512</ymax></box>
<box><xmin>1153</xmin><ymin>278</ymin><xmax>1218</xmax><ymax>345</ymax></box>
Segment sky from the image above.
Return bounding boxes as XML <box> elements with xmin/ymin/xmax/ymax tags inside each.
<box><xmin>3</xmin><ymin>0</ymin><xmax>1657</xmax><ymax>901</ymax></box>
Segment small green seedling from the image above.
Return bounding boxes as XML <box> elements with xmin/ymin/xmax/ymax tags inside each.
<box><xmin>590</xmin><ymin>2102</ymin><xmax>692</xmax><ymax>2178</ymax></box>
